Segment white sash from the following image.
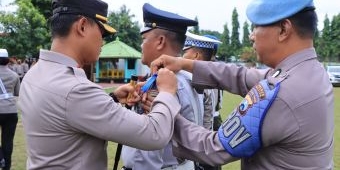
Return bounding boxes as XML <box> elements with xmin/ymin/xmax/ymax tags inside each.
<box><xmin>0</xmin><ymin>78</ymin><xmax>13</xmax><ymax>99</ymax></box>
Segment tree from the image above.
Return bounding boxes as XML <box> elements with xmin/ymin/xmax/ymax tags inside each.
<box><xmin>106</xmin><ymin>5</ymin><xmax>141</xmax><ymax>51</ymax></box>
<box><xmin>190</xmin><ymin>16</ymin><xmax>200</xmax><ymax>34</ymax></box>
<box><xmin>230</xmin><ymin>8</ymin><xmax>241</xmax><ymax>58</ymax></box>
<box><xmin>317</xmin><ymin>15</ymin><xmax>332</xmax><ymax>61</ymax></box>
<box><xmin>242</xmin><ymin>21</ymin><xmax>251</xmax><ymax>47</ymax></box>
<box><xmin>239</xmin><ymin>46</ymin><xmax>256</xmax><ymax>63</ymax></box>
<box><xmin>250</xmin><ymin>23</ymin><xmax>254</xmax><ymax>32</ymax></box>
<box><xmin>30</xmin><ymin>0</ymin><xmax>51</xmax><ymax>21</ymax></box>
<box><xmin>0</xmin><ymin>0</ymin><xmax>50</xmax><ymax>58</ymax></box>
<box><xmin>218</xmin><ymin>23</ymin><xmax>232</xmax><ymax>61</ymax></box>
<box><xmin>200</xmin><ymin>30</ymin><xmax>221</xmax><ymax>38</ymax></box>
<box><xmin>314</xmin><ymin>29</ymin><xmax>322</xmax><ymax>60</ymax></box>
<box><xmin>330</xmin><ymin>14</ymin><xmax>340</xmax><ymax>61</ymax></box>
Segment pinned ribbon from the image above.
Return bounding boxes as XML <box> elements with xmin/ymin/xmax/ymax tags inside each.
<box><xmin>141</xmin><ymin>73</ymin><xmax>158</xmax><ymax>93</ymax></box>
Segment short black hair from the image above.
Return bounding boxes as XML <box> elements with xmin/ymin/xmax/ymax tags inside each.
<box><xmin>155</xmin><ymin>29</ymin><xmax>186</xmax><ymax>53</ymax></box>
<box><xmin>288</xmin><ymin>9</ymin><xmax>318</xmax><ymax>39</ymax></box>
<box><xmin>191</xmin><ymin>47</ymin><xmax>214</xmax><ymax>61</ymax></box>
<box><xmin>49</xmin><ymin>15</ymin><xmax>96</xmax><ymax>38</ymax></box>
<box><xmin>0</xmin><ymin>58</ymin><xmax>9</xmax><ymax>65</ymax></box>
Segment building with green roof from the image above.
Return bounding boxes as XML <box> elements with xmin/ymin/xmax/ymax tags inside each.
<box><xmin>96</xmin><ymin>37</ymin><xmax>148</xmax><ymax>82</ymax></box>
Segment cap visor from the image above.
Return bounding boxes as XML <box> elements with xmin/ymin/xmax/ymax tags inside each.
<box><xmin>140</xmin><ymin>26</ymin><xmax>152</xmax><ymax>34</ymax></box>
<box><xmin>182</xmin><ymin>46</ymin><xmax>192</xmax><ymax>51</ymax></box>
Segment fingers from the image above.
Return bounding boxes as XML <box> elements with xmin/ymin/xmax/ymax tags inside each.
<box><xmin>156</xmin><ymin>68</ymin><xmax>177</xmax><ymax>95</ymax></box>
<box><xmin>142</xmin><ymin>100</ymin><xmax>152</xmax><ymax>114</ymax></box>
<box><xmin>127</xmin><ymin>91</ymin><xmax>141</xmax><ymax>103</ymax></box>
<box><xmin>139</xmin><ymin>90</ymin><xmax>157</xmax><ymax>114</ymax></box>
<box><xmin>114</xmin><ymin>82</ymin><xmax>143</xmax><ymax>104</ymax></box>
<box><xmin>142</xmin><ymin>92</ymin><xmax>147</xmax><ymax>102</ymax></box>
<box><xmin>136</xmin><ymin>81</ymin><xmax>146</xmax><ymax>88</ymax></box>
<box><xmin>150</xmin><ymin>56</ymin><xmax>164</xmax><ymax>74</ymax></box>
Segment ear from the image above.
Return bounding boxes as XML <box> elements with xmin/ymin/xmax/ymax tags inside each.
<box><xmin>194</xmin><ymin>52</ymin><xmax>200</xmax><ymax>60</ymax></box>
<box><xmin>156</xmin><ymin>35</ymin><xmax>166</xmax><ymax>50</ymax></box>
<box><xmin>76</xmin><ymin>17</ymin><xmax>87</xmax><ymax>37</ymax></box>
<box><xmin>278</xmin><ymin>19</ymin><xmax>292</xmax><ymax>42</ymax></box>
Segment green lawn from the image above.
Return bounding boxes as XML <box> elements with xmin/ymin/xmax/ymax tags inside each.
<box><xmin>11</xmin><ymin>88</ymin><xmax>340</xmax><ymax>170</ymax></box>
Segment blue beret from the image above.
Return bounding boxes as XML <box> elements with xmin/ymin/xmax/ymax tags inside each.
<box><xmin>141</xmin><ymin>3</ymin><xmax>198</xmax><ymax>34</ymax></box>
<box><xmin>246</xmin><ymin>0</ymin><xmax>315</xmax><ymax>25</ymax></box>
<box><xmin>52</xmin><ymin>0</ymin><xmax>116</xmax><ymax>36</ymax></box>
<box><xmin>184</xmin><ymin>32</ymin><xmax>221</xmax><ymax>50</ymax></box>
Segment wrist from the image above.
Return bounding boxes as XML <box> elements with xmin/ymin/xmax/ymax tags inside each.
<box><xmin>109</xmin><ymin>92</ymin><xmax>119</xmax><ymax>103</ymax></box>
<box><xmin>181</xmin><ymin>58</ymin><xmax>194</xmax><ymax>73</ymax></box>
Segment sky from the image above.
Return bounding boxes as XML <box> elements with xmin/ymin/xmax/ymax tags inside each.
<box><xmin>1</xmin><ymin>0</ymin><xmax>339</xmax><ymax>32</ymax></box>
<box><xmin>104</xmin><ymin>0</ymin><xmax>339</xmax><ymax>32</ymax></box>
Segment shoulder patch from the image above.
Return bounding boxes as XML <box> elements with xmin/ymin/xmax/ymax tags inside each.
<box><xmin>218</xmin><ymin>79</ymin><xmax>280</xmax><ymax>157</ymax></box>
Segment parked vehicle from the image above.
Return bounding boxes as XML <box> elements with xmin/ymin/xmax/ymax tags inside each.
<box><xmin>326</xmin><ymin>65</ymin><xmax>340</xmax><ymax>86</ymax></box>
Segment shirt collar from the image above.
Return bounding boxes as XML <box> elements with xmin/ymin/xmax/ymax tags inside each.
<box><xmin>39</xmin><ymin>49</ymin><xmax>78</xmax><ymax>67</ymax></box>
<box><xmin>270</xmin><ymin>48</ymin><xmax>317</xmax><ymax>77</ymax></box>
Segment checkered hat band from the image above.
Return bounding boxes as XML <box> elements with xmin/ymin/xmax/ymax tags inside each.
<box><xmin>184</xmin><ymin>40</ymin><xmax>214</xmax><ymax>49</ymax></box>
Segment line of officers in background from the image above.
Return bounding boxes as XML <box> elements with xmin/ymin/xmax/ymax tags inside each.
<box><xmin>7</xmin><ymin>57</ymin><xmax>36</xmax><ymax>81</ymax></box>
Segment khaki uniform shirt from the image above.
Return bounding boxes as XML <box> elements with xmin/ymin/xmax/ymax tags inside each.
<box><xmin>15</xmin><ymin>63</ymin><xmax>24</xmax><ymax>77</ymax></box>
<box><xmin>172</xmin><ymin>48</ymin><xmax>334</xmax><ymax>170</ymax></box>
<box><xmin>18</xmin><ymin>50</ymin><xmax>180</xmax><ymax>170</ymax></box>
<box><xmin>0</xmin><ymin>65</ymin><xmax>20</xmax><ymax>113</ymax></box>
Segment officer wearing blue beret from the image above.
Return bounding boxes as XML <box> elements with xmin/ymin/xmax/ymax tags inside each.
<box><xmin>150</xmin><ymin>0</ymin><xmax>334</xmax><ymax>169</ymax></box>
<box><xmin>18</xmin><ymin>0</ymin><xmax>181</xmax><ymax>169</ymax></box>
<box><xmin>121</xmin><ymin>3</ymin><xmax>204</xmax><ymax>170</ymax></box>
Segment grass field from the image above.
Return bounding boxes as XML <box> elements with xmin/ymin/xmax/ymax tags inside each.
<box><xmin>10</xmin><ymin>87</ymin><xmax>340</xmax><ymax>170</ymax></box>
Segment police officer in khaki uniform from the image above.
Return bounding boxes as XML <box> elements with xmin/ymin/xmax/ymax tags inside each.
<box><xmin>0</xmin><ymin>49</ymin><xmax>20</xmax><ymax>170</ymax></box>
<box><xmin>18</xmin><ymin>0</ymin><xmax>180</xmax><ymax>169</ymax></box>
<box><xmin>150</xmin><ymin>0</ymin><xmax>334</xmax><ymax>169</ymax></box>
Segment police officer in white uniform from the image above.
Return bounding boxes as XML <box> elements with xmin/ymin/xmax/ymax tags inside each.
<box><xmin>150</xmin><ymin>0</ymin><xmax>334</xmax><ymax>169</ymax></box>
<box><xmin>182</xmin><ymin>32</ymin><xmax>222</xmax><ymax>131</ymax></box>
<box><xmin>18</xmin><ymin>0</ymin><xmax>181</xmax><ymax>169</ymax></box>
<box><xmin>121</xmin><ymin>3</ymin><xmax>203</xmax><ymax>170</ymax></box>
<box><xmin>182</xmin><ymin>32</ymin><xmax>224</xmax><ymax>170</ymax></box>
<box><xmin>202</xmin><ymin>34</ymin><xmax>224</xmax><ymax>134</ymax></box>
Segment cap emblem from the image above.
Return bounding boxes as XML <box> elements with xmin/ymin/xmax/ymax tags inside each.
<box><xmin>152</xmin><ymin>23</ymin><xmax>157</xmax><ymax>28</ymax></box>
